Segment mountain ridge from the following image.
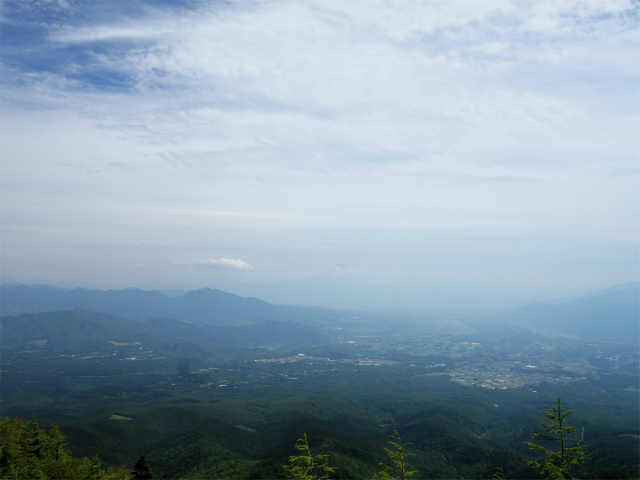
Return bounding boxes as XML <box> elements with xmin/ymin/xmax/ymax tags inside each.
<box><xmin>505</xmin><ymin>283</ymin><xmax>639</xmax><ymax>343</ymax></box>
<box><xmin>0</xmin><ymin>284</ymin><xmax>302</xmax><ymax>326</ymax></box>
<box><xmin>1</xmin><ymin>282</ymin><xmax>638</xmax><ymax>342</ymax></box>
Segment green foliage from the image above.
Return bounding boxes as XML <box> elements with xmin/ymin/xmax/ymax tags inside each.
<box><xmin>0</xmin><ymin>416</ymin><xmax>105</xmax><ymax>480</ymax></box>
<box><xmin>283</xmin><ymin>433</ymin><xmax>335</xmax><ymax>480</ymax></box>
<box><xmin>492</xmin><ymin>466</ymin><xmax>506</xmax><ymax>480</ymax></box>
<box><xmin>102</xmin><ymin>464</ymin><xmax>132</xmax><ymax>480</ymax></box>
<box><xmin>374</xmin><ymin>430</ymin><xmax>418</xmax><ymax>480</ymax></box>
<box><xmin>131</xmin><ymin>456</ymin><xmax>153</xmax><ymax>480</ymax></box>
<box><xmin>525</xmin><ymin>398</ymin><xmax>591</xmax><ymax>480</ymax></box>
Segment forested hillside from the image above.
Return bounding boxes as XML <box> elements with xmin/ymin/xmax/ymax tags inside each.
<box><xmin>1</xmin><ymin>397</ymin><xmax>629</xmax><ymax>480</ymax></box>
<box><xmin>1</xmin><ymin>286</ymin><xmax>637</xmax><ymax>479</ymax></box>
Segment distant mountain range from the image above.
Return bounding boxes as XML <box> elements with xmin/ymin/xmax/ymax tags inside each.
<box><xmin>0</xmin><ymin>284</ymin><xmax>320</xmax><ymax>326</ymax></box>
<box><xmin>1</xmin><ymin>282</ymin><xmax>638</xmax><ymax>343</ymax></box>
<box><xmin>505</xmin><ymin>282</ymin><xmax>639</xmax><ymax>343</ymax></box>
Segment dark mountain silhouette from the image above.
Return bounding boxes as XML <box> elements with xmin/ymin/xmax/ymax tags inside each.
<box><xmin>506</xmin><ymin>282</ymin><xmax>639</xmax><ymax>343</ymax></box>
<box><xmin>170</xmin><ymin>287</ymin><xmax>294</xmax><ymax>324</ymax></box>
<box><xmin>0</xmin><ymin>285</ymin><xmax>309</xmax><ymax>326</ymax></box>
<box><xmin>1</xmin><ymin>309</ymin><xmax>138</xmax><ymax>346</ymax></box>
<box><xmin>1</xmin><ymin>309</ymin><xmax>336</xmax><ymax>355</ymax></box>
<box><xmin>3</xmin><ymin>282</ymin><xmax>637</xmax><ymax>341</ymax></box>
<box><xmin>0</xmin><ymin>309</ymin><xmax>216</xmax><ymax>358</ymax></box>
<box><xmin>0</xmin><ymin>285</ymin><xmax>172</xmax><ymax>320</ymax></box>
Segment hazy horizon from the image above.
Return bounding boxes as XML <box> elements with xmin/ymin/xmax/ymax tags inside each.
<box><xmin>1</xmin><ymin>0</ymin><xmax>638</xmax><ymax>311</ymax></box>
<box><xmin>2</xmin><ymin>276</ymin><xmax>638</xmax><ymax>315</ymax></box>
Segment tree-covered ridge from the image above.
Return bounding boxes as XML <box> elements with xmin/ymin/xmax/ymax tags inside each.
<box><xmin>0</xmin><ymin>416</ymin><xmax>129</xmax><ymax>480</ymax></box>
<box><xmin>0</xmin><ymin>399</ymin><xmax>596</xmax><ymax>480</ymax></box>
<box><xmin>283</xmin><ymin>411</ymin><xmax>592</xmax><ymax>480</ymax></box>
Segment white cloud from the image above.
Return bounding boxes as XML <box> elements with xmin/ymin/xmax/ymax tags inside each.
<box><xmin>33</xmin><ymin>0</ymin><xmax>634</xmax><ymax>162</ymax></box>
<box><xmin>1</xmin><ymin>0</ymin><xmax>637</xmax><ymax>293</ymax></box>
<box><xmin>174</xmin><ymin>258</ymin><xmax>254</xmax><ymax>270</ymax></box>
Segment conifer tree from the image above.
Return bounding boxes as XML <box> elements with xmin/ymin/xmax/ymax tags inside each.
<box><xmin>131</xmin><ymin>456</ymin><xmax>154</xmax><ymax>480</ymax></box>
<box><xmin>374</xmin><ymin>430</ymin><xmax>418</xmax><ymax>480</ymax></box>
<box><xmin>283</xmin><ymin>433</ymin><xmax>335</xmax><ymax>480</ymax></box>
<box><xmin>525</xmin><ymin>398</ymin><xmax>591</xmax><ymax>480</ymax></box>
<box><xmin>0</xmin><ymin>415</ymin><xmax>102</xmax><ymax>480</ymax></box>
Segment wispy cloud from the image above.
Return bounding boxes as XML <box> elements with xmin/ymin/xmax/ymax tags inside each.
<box><xmin>1</xmin><ymin>0</ymin><xmax>637</xmax><ymax>294</ymax></box>
<box><xmin>174</xmin><ymin>258</ymin><xmax>254</xmax><ymax>270</ymax></box>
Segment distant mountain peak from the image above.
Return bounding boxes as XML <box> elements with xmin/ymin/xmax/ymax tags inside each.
<box><xmin>1</xmin><ymin>283</ymin><xmax>295</xmax><ymax>326</ymax></box>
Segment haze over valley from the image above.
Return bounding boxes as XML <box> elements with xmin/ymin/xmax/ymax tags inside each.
<box><xmin>1</xmin><ymin>0</ymin><xmax>638</xmax><ymax>478</ymax></box>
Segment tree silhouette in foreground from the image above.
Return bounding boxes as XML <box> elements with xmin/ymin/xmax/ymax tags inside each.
<box><xmin>283</xmin><ymin>433</ymin><xmax>335</xmax><ymax>480</ymax></box>
<box><xmin>525</xmin><ymin>398</ymin><xmax>591</xmax><ymax>480</ymax></box>
<box><xmin>374</xmin><ymin>430</ymin><xmax>418</xmax><ymax>480</ymax></box>
<box><xmin>131</xmin><ymin>455</ymin><xmax>153</xmax><ymax>480</ymax></box>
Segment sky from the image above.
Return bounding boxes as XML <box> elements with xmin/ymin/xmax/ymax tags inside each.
<box><xmin>1</xmin><ymin>0</ymin><xmax>638</xmax><ymax>310</ymax></box>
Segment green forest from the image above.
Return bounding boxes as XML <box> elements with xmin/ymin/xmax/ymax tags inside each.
<box><xmin>0</xmin><ymin>397</ymin><xmax>627</xmax><ymax>480</ymax></box>
<box><xmin>1</xmin><ymin>286</ymin><xmax>638</xmax><ymax>479</ymax></box>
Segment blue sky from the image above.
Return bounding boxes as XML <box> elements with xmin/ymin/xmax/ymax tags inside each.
<box><xmin>1</xmin><ymin>0</ymin><xmax>638</xmax><ymax>309</ymax></box>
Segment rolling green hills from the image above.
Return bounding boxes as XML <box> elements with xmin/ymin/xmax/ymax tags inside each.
<box><xmin>1</xmin><ymin>284</ymin><xmax>638</xmax><ymax>479</ymax></box>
